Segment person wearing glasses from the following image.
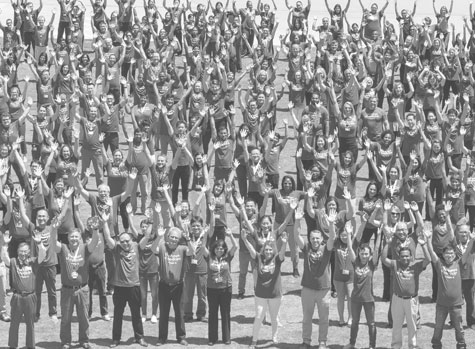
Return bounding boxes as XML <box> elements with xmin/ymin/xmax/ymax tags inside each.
<box><xmin>101</xmin><ymin>210</ymin><xmax>148</xmax><ymax>348</ymax></box>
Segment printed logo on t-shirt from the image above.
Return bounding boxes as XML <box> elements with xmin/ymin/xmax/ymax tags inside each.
<box><xmin>260</xmin><ymin>261</ymin><xmax>275</xmax><ymax>274</ymax></box>
<box><xmin>17</xmin><ymin>264</ymin><xmax>33</xmax><ymax>279</ymax></box>
<box><xmin>308</xmin><ymin>249</ymin><xmax>323</xmax><ymax>262</ymax></box>
<box><xmin>441</xmin><ymin>265</ymin><xmax>458</xmax><ymax>279</ymax></box>
<box><xmin>355</xmin><ymin>264</ymin><xmax>370</xmax><ymax>277</ymax></box>
<box><xmin>397</xmin><ymin>268</ymin><xmax>414</xmax><ymax>281</ymax></box>
<box><xmin>119</xmin><ymin>248</ymin><xmax>136</xmax><ymax>262</ymax></box>
<box><xmin>165</xmin><ymin>251</ymin><xmax>182</xmax><ymax>265</ymax></box>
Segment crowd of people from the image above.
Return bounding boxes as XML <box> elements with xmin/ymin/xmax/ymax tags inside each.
<box><xmin>0</xmin><ymin>0</ymin><xmax>475</xmax><ymax>348</ymax></box>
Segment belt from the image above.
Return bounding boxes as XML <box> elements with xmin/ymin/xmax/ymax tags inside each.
<box><xmin>13</xmin><ymin>290</ymin><xmax>34</xmax><ymax>296</ymax></box>
<box><xmin>63</xmin><ymin>283</ymin><xmax>88</xmax><ymax>290</ymax></box>
<box><xmin>90</xmin><ymin>261</ymin><xmax>105</xmax><ymax>269</ymax></box>
<box><xmin>396</xmin><ymin>294</ymin><xmax>418</xmax><ymax>300</ymax></box>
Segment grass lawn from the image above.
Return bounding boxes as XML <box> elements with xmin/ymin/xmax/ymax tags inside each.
<box><xmin>1</xmin><ymin>49</ymin><xmax>474</xmax><ymax>349</ymax></box>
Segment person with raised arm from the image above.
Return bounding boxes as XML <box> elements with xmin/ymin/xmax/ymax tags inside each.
<box><xmin>294</xmin><ymin>206</ymin><xmax>336</xmax><ymax>349</ymax></box>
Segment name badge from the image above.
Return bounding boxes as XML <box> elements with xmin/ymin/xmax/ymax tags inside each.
<box><xmin>342</xmin><ymin>269</ymin><xmax>350</xmax><ymax>275</ymax></box>
<box><xmin>215</xmin><ymin>276</ymin><xmax>223</xmax><ymax>283</ymax></box>
<box><xmin>191</xmin><ymin>258</ymin><xmax>198</xmax><ymax>265</ymax></box>
<box><xmin>71</xmin><ymin>271</ymin><xmax>78</xmax><ymax>279</ymax></box>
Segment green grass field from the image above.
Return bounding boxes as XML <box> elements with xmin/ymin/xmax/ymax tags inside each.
<box><xmin>0</xmin><ymin>49</ymin><xmax>474</xmax><ymax>349</ymax></box>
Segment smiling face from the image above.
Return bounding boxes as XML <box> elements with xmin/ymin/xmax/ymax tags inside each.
<box><xmin>17</xmin><ymin>244</ymin><xmax>30</xmax><ymax>262</ymax></box>
<box><xmin>358</xmin><ymin>246</ymin><xmax>371</xmax><ymax>263</ymax></box>
<box><xmin>309</xmin><ymin>230</ymin><xmax>323</xmax><ymax>249</ymax></box>
<box><xmin>442</xmin><ymin>247</ymin><xmax>455</xmax><ymax>264</ymax></box>
<box><xmin>166</xmin><ymin>229</ymin><xmax>181</xmax><ymax>249</ymax></box>
<box><xmin>260</xmin><ymin>217</ymin><xmax>272</xmax><ymax>232</ymax></box>
<box><xmin>399</xmin><ymin>249</ymin><xmax>411</xmax><ymax>267</ymax></box>
<box><xmin>263</xmin><ymin>244</ymin><xmax>274</xmax><ymax>261</ymax></box>
<box><xmin>367</xmin><ymin>184</ymin><xmax>377</xmax><ymax>198</ymax></box>
<box><xmin>68</xmin><ymin>230</ymin><xmax>82</xmax><ymax>249</ymax></box>
<box><xmin>36</xmin><ymin>209</ymin><xmax>49</xmax><ymax>227</ymax></box>
<box><xmin>282</xmin><ymin>178</ymin><xmax>293</xmax><ymax>193</ymax></box>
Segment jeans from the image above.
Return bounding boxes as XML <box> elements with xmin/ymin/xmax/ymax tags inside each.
<box><xmin>158</xmin><ymin>281</ymin><xmax>186</xmax><ymax>342</ymax></box>
<box><xmin>391</xmin><ymin>295</ymin><xmax>418</xmax><ymax>349</ymax></box>
<box><xmin>301</xmin><ymin>287</ymin><xmax>330</xmax><ymax>345</ymax></box>
<box><xmin>252</xmin><ymin>296</ymin><xmax>281</xmax><ymax>342</ymax></box>
<box><xmin>57</xmin><ymin>21</ymin><xmax>71</xmax><ymax>43</ymax></box>
<box><xmin>235</xmin><ymin>164</ymin><xmax>247</xmax><ymax>197</ymax></box>
<box><xmin>207</xmin><ymin>286</ymin><xmax>232</xmax><ymax>343</ymax></box>
<box><xmin>9</xmin><ymin>293</ymin><xmax>36</xmax><ymax>348</ymax></box>
<box><xmin>276</xmin><ymin>224</ymin><xmax>298</xmax><ymax>269</ymax></box>
<box><xmin>112</xmin><ymin>286</ymin><xmax>144</xmax><ymax>341</ymax></box>
<box><xmin>238</xmin><ymin>251</ymin><xmax>256</xmax><ymax>294</ymax></box>
<box><xmin>172</xmin><ymin>165</ymin><xmax>190</xmax><ymax>206</ymax></box>
<box><xmin>140</xmin><ymin>273</ymin><xmax>159</xmax><ymax>317</ymax></box>
<box><xmin>462</xmin><ymin>279</ymin><xmax>475</xmax><ymax>326</ymax></box>
<box><xmin>36</xmin><ymin>264</ymin><xmax>57</xmax><ymax>317</ymax></box>
<box><xmin>431</xmin><ymin>304</ymin><xmax>466</xmax><ymax>349</ymax></box>
<box><xmin>183</xmin><ymin>273</ymin><xmax>207</xmax><ymax>319</ymax></box>
<box><xmin>81</xmin><ymin>148</ymin><xmax>104</xmax><ymax>185</ymax></box>
<box><xmin>349</xmin><ymin>301</ymin><xmax>376</xmax><ymax>348</ymax></box>
<box><xmin>60</xmin><ymin>285</ymin><xmax>89</xmax><ymax>345</ymax></box>
<box><xmin>0</xmin><ymin>262</ymin><xmax>6</xmax><ymax>314</ymax></box>
<box><xmin>88</xmin><ymin>262</ymin><xmax>108</xmax><ymax>317</ymax></box>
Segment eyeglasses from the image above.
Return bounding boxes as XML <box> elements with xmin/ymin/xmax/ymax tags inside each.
<box><xmin>120</xmin><ymin>240</ymin><xmax>131</xmax><ymax>244</ymax></box>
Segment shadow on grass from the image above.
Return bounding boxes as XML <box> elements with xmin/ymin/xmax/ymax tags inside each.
<box><xmin>36</xmin><ymin>340</ymin><xmax>62</xmax><ymax>348</ymax></box>
<box><xmin>231</xmin><ymin>314</ymin><xmax>254</xmax><ymax>324</ymax></box>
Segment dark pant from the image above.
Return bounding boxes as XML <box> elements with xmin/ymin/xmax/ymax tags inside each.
<box><xmin>235</xmin><ymin>163</ymin><xmax>247</xmax><ymax>198</ymax></box>
<box><xmin>88</xmin><ymin>262</ymin><xmax>108</xmax><ymax>317</ymax></box>
<box><xmin>23</xmin><ymin>31</ymin><xmax>35</xmax><ymax>52</ymax></box>
<box><xmin>467</xmin><ymin>206</ymin><xmax>475</xmax><ymax>233</ymax></box>
<box><xmin>296</xmin><ymin>159</ymin><xmax>313</xmax><ymax>190</ymax></box>
<box><xmin>382</xmin><ymin>263</ymin><xmax>391</xmax><ymax>301</ymax></box>
<box><xmin>9</xmin><ymin>293</ymin><xmax>36</xmax><ymax>348</ymax></box>
<box><xmin>462</xmin><ymin>279</ymin><xmax>475</xmax><ymax>326</ymax></box>
<box><xmin>57</xmin><ymin>21</ymin><xmax>71</xmax><ymax>43</ymax></box>
<box><xmin>427</xmin><ymin>178</ymin><xmax>444</xmax><ymax>219</ymax></box>
<box><xmin>350</xmin><ymin>301</ymin><xmax>376</xmax><ymax>348</ymax></box>
<box><xmin>207</xmin><ymin>286</ymin><xmax>232</xmax><ymax>343</ymax></box>
<box><xmin>360</xmin><ymin>226</ymin><xmax>378</xmax><ymax>245</ymax></box>
<box><xmin>432</xmin><ymin>304</ymin><xmax>466</xmax><ymax>349</ymax></box>
<box><xmin>172</xmin><ymin>165</ymin><xmax>190</xmax><ymax>206</ymax></box>
<box><xmin>112</xmin><ymin>286</ymin><xmax>144</xmax><ymax>341</ymax></box>
<box><xmin>432</xmin><ymin>261</ymin><xmax>438</xmax><ymax>300</ymax></box>
<box><xmin>158</xmin><ymin>281</ymin><xmax>186</xmax><ymax>342</ymax></box>
<box><xmin>60</xmin><ymin>285</ymin><xmax>89</xmax><ymax>345</ymax></box>
<box><xmin>103</xmin><ymin>132</ymin><xmax>119</xmax><ymax>153</ymax></box>
<box><xmin>36</xmin><ymin>264</ymin><xmax>57</xmax><ymax>317</ymax></box>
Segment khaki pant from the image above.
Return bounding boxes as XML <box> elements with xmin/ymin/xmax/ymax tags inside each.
<box><xmin>301</xmin><ymin>287</ymin><xmax>330</xmax><ymax>345</ymax></box>
<box><xmin>391</xmin><ymin>294</ymin><xmax>418</xmax><ymax>349</ymax></box>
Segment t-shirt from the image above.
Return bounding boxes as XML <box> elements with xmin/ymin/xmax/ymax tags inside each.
<box><xmin>333</xmin><ymin>240</ymin><xmax>354</xmax><ymax>283</ymax></box>
<box><xmin>206</xmin><ymin>254</ymin><xmax>234</xmax><ymax>289</ymax></box>
<box><xmin>138</xmin><ymin>234</ymin><xmax>159</xmax><ymax>275</ymax></box>
<box><xmin>301</xmin><ymin>243</ymin><xmax>331</xmax><ymax>290</ymax></box>
<box><xmin>87</xmin><ymin>194</ymin><xmax>122</xmax><ymax>236</ymax></box>
<box><xmin>431</xmin><ymin>219</ymin><xmax>457</xmax><ymax>256</ymax></box>
<box><xmin>156</xmin><ymin>243</ymin><xmax>188</xmax><ymax>284</ymax></box>
<box><xmin>351</xmin><ymin>259</ymin><xmax>375</xmax><ymax>303</ymax></box>
<box><xmin>150</xmin><ymin>165</ymin><xmax>170</xmax><ymax>202</ymax></box>
<box><xmin>29</xmin><ymin>223</ymin><xmax>58</xmax><ymax>266</ymax></box>
<box><xmin>435</xmin><ymin>259</ymin><xmax>463</xmax><ymax>307</ymax></box>
<box><xmin>10</xmin><ymin>258</ymin><xmax>38</xmax><ymax>293</ymax></box>
<box><xmin>391</xmin><ymin>260</ymin><xmax>424</xmax><ymax>298</ymax></box>
<box><xmin>186</xmin><ymin>236</ymin><xmax>207</xmax><ymax>274</ymax></box>
<box><xmin>254</xmin><ymin>255</ymin><xmax>283</xmax><ymax>299</ymax></box>
<box><xmin>361</xmin><ymin>107</ymin><xmax>386</xmax><ymax>141</ymax></box>
<box><xmin>80</xmin><ymin>117</ymin><xmax>101</xmax><ymax>152</ymax></box>
<box><xmin>215</xmin><ymin>139</ymin><xmax>235</xmax><ymax>169</ymax></box>
<box><xmin>112</xmin><ymin>242</ymin><xmax>140</xmax><ymax>287</ymax></box>
<box><xmin>59</xmin><ymin>243</ymin><xmax>91</xmax><ymax>287</ymax></box>
<box><xmin>85</xmin><ymin>230</ymin><xmax>105</xmax><ymax>267</ymax></box>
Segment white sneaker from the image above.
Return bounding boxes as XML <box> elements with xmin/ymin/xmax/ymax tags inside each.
<box><xmin>102</xmin><ymin>314</ymin><xmax>111</xmax><ymax>321</ymax></box>
<box><xmin>150</xmin><ymin>315</ymin><xmax>158</xmax><ymax>323</ymax></box>
<box><xmin>50</xmin><ymin>315</ymin><xmax>59</xmax><ymax>324</ymax></box>
<box><xmin>319</xmin><ymin>342</ymin><xmax>327</xmax><ymax>349</ymax></box>
<box><xmin>142</xmin><ymin>317</ymin><xmax>146</xmax><ymax>323</ymax></box>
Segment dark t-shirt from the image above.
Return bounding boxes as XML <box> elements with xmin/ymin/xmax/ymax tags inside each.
<box><xmin>10</xmin><ymin>258</ymin><xmax>38</xmax><ymax>293</ymax></box>
<box><xmin>435</xmin><ymin>259</ymin><xmax>464</xmax><ymax>307</ymax></box>
<box><xmin>59</xmin><ymin>243</ymin><xmax>91</xmax><ymax>287</ymax></box>
<box><xmin>391</xmin><ymin>260</ymin><xmax>424</xmax><ymax>298</ymax></box>
<box><xmin>29</xmin><ymin>223</ymin><xmax>58</xmax><ymax>266</ymax></box>
<box><xmin>301</xmin><ymin>243</ymin><xmax>331</xmax><ymax>290</ymax></box>
<box><xmin>351</xmin><ymin>258</ymin><xmax>375</xmax><ymax>303</ymax></box>
<box><xmin>156</xmin><ymin>243</ymin><xmax>188</xmax><ymax>284</ymax></box>
<box><xmin>112</xmin><ymin>242</ymin><xmax>140</xmax><ymax>287</ymax></box>
<box><xmin>206</xmin><ymin>254</ymin><xmax>234</xmax><ymax>289</ymax></box>
<box><xmin>255</xmin><ymin>255</ymin><xmax>283</xmax><ymax>299</ymax></box>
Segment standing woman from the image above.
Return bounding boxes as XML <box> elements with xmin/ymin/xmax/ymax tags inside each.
<box><xmin>188</xmin><ymin>152</ymin><xmax>210</xmax><ymax>218</ymax></box>
<box><xmin>423</xmin><ymin>139</ymin><xmax>447</xmax><ymax>219</ymax></box>
<box><xmin>335</xmin><ymin>101</ymin><xmax>359</xmax><ymax>163</ymax></box>
<box><xmin>241</xmin><ymin>228</ymin><xmax>289</xmax><ymax>348</ymax></box>
<box><xmin>203</xmin><ymin>228</ymin><xmax>238</xmax><ymax>346</ymax></box>
<box><xmin>359</xmin><ymin>1</ymin><xmax>389</xmax><ymax>39</ymax></box>
<box><xmin>358</xmin><ymin>180</ymin><xmax>384</xmax><ymax>245</ymax></box>
<box><xmin>402</xmin><ymin>151</ymin><xmax>426</xmax><ymax>213</ymax></box>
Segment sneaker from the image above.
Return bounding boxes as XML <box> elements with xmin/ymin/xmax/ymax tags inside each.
<box><xmin>347</xmin><ymin>319</ymin><xmax>352</xmax><ymax>327</ymax></box>
<box><xmin>331</xmin><ymin>291</ymin><xmax>337</xmax><ymax>298</ymax></box>
<box><xmin>184</xmin><ymin>316</ymin><xmax>193</xmax><ymax>323</ymax></box>
<box><xmin>81</xmin><ymin>343</ymin><xmax>92</xmax><ymax>349</ymax></box>
<box><xmin>319</xmin><ymin>342</ymin><xmax>327</xmax><ymax>349</ymax></box>
<box><xmin>237</xmin><ymin>292</ymin><xmax>245</xmax><ymax>300</ymax></box>
<box><xmin>135</xmin><ymin>339</ymin><xmax>148</xmax><ymax>347</ymax></box>
<box><xmin>293</xmin><ymin>268</ymin><xmax>300</xmax><ymax>278</ymax></box>
<box><xmin>50</xmin><ymin>315</ymin><xmax>59</xmax><ymax>323</ymax></box>
<box><xmin>102</xmin><ymin>314</ymin><xmax>111</xmax><ymax>321</ymax></box>
<box><xmin>150</xmin><ymin>315</ymin><xmax>158</xmax><ymax>323</ymax></box>
<box><xmin>62</xmin><ymin>345</ymin><xmax>71</xmax><ymax>349</ymax></box>
<box><xmin>141</xmin><ymin>317</ymin><xmax>146</xmax><ymax>323</ymax></box>
<box><xmin>272</xmin><ymin>337</ymin><xmax>279</xmax><ymax>345</ymax></box>
<box><xmin>299</xmin><ymin>343</ymin><xmax>311</xmax><ymax>349</ymax></box>
<box><xmin>178</xmin><ymin>339</ymin><xmax>188</xmax><ymax>346</ymax></box>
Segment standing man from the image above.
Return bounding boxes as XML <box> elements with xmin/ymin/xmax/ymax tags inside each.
<box><xmin>382</xmin><ymin>229</ymin><xmax>431</xmax><ymax>349</ymax></box>
<box><xmin>51</xmin><ymin>188</ymin><xmax>100</xmax><ymax>349</ymax></box>
<box><xmin>152</xmin><ymin>226</ymin><xmax>195</xmax><ymax>346</ymax></box>
<box><xmin>3</xmin><ymin>238</ymin><xmax>44</xmax><ymax>349</ymax></box>
<box><xmin>102</xmin><ymin>212</ymin><xmax>148</xmax><ymax>348</ymax></box>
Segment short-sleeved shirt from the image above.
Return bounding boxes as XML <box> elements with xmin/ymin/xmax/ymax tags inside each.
<box><xmin>59</xmin><ymin>243</ymin><xmax>91</xmax><ymax>287</ymax></box>
<box><xmin>206</xmin><ymin>254</ymin><xmax>234</xmax><ymax>289</ymax></box>
<box><xmin>351</xmin><ymin>259</ymin><xmax>375</xmax><ymax>303</ymax></box>
<box><xmin>10</xmin><ymin>258</ymin><xmax>38</xmax><ymax>293</ymax></box>
<box><xmin>29</xmin><ymin>223</ymin><xmax>58</xmax><ymax>266</ymax></box>
<box><xmin>301</xmin><ymin>243</ymin><xmax>331</xmax><ymax>290</ymax></box>
<box><xmin>255</xmin><ymin>255</ymin><xmax>283</xmax><ymax>299</ymax></box>
<box><xmin>215</xmin><ymin>139</ymin><xmax>235</xmax><ymax>169</ymax></box>
<box><xmin>333</xmin><ymin>239</ymin><xmax>354</xmax><ymax>282</ymax></box>
<box><xmin>435</xmin><ymin>259</ymin><xmax>463</xmax><ymax>307</ymax></box>
<box><xmin>138</xmin><ymin>234</ymin><xmax>159</xmax><ymax>275</ymax></box>
<box><xmin>361</xmin><ymin>107</ymin><xmax>386</xmax><ymax>141</ymax></box>
<box><xmin>80</xmin><ymin>117</ymin><xmax>101</xmax><ymax>152</ymax></box>
<box><xmin>112</xmin><ymin>242</ymin><xmax>140</xmax><ymax>287</ymax></box>
<box><xmin>391</xmin><ymin>260</ymin><xmax>424</xmax><ymax>298</ymax></box>
<box><xmin>156</xmin><ymin>243</ymin><xmax>188</xmax><ymax>284</ymax></box>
